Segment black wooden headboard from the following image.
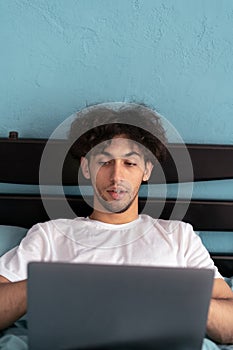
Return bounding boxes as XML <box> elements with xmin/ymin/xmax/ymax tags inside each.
<box><xmin>0</xmin><ymin>137</ymin><xmax>233</xmax><ymax>277</ymax></box>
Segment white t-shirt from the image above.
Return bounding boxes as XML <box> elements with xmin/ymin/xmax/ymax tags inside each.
<box><xmin>0</xmin><ymin>215</ymin><xmax>221</xmax><ymax>281</ymax></box>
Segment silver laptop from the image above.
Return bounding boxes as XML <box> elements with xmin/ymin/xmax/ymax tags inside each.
<box><xmin>27</xmin><ymin>262</ymin><xmax>214</xmax><ymax>350</ymax></box>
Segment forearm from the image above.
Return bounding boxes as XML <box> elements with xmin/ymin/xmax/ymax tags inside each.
<box><xmin>0</xmin><ymin>280</ymin><xmax>27</xmax><ymax>330</ymax></box>
<box><xmin>206</xmin><ymin>298</ymin><xmax>233</xmax><ymax>344</ymax></box>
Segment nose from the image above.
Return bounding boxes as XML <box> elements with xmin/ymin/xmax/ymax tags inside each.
<box><xmin>110</xmin><ymin>160</ymin><xmax>123</xmax><ymax>182</ymax></box>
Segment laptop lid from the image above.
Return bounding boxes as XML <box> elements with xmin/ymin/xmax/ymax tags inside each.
<box><xmin>27</xmin><ymin>262</ymin><xmax>214</xmax><ymax>350</ymax></box>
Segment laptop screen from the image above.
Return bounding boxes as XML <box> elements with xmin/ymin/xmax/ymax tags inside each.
<box><xmin>28</xmin><ymin>263</ymin><xmax>214</xmax><ymax>350</ymax></box>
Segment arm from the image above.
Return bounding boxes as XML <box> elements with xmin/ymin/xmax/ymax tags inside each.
<box><xmin>206</xmin><ymin>278</ymin><xmax>233</xmax><ymax>344</ymax></box>
<box><xmin>0</xmin><ymin>275</ymin><xmax>27</xmax><ymax>330</ymax></box>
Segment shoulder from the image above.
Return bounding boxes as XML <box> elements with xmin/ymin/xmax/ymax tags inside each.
<box><xmin>139</xmin><ymin>215</ymin><xmax>196</xmax><ymax>241</ymax></box>
<box><xmin>27</xmin><ymin>217</ymin><xmax>88</xmax><ymax>235</ymax></box>
<box><xmin>154</xmin><ymin>218</ymin><xmax>194</xmax><ymax>235</ymax></box>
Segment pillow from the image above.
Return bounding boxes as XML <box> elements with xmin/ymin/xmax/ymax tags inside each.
<box><xmin>0</xmin><ymin>226</ymin><xmax>28</xmax><ymax>256</ymax></box>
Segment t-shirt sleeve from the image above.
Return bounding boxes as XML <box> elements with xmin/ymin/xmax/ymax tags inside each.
<box><xmin>183</xmin><ymin>223</ymin><xmax>222</xmax><ymax>279</ymax></box>
<box><xmin>0</xmin><ymin>223</ymin><xmax>51</xmax><ymax>282</ymax></box>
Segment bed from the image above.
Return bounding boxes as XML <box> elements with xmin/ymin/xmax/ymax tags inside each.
<box><xmin>0</xmin><ymin>136</ymin><xmax>232</xmax><ymax>349</ymax></box>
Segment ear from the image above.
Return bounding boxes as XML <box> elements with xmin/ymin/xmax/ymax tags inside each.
<box><xmin>80</xmin><ymin>157</ymin><xmax>90</xmax><ymax>179</ymax></box>
<box><xmin>143</xmin><ymin>161</ymin><xmax>154</xmax><ymax>182</ymax></box>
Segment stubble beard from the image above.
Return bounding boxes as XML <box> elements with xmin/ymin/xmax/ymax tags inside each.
<box><xmin>93</xmin><ymin>187</ymin><xmax>139</xmax><ymax>214</ymax></box>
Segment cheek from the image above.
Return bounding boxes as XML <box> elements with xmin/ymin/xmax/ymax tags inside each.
<box><xmin>91</xmin><ymin>167</ymin><xmax>107</xmax><ymax>187</ymax></box>
<box><xmin>130</xmin><ymin>173</ymin><xmax>145</xmax><ymax>188</ymax></box>
<box><xmin>134</xmin><ymin>179</ymin><xmax>144</xmax><ymax>190</ymax></box>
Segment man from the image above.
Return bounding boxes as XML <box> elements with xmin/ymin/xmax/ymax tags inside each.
<box><xmin>0</xmin><ymin>104</ymin><xmax>232</xmax><ymax>344</ymax></box>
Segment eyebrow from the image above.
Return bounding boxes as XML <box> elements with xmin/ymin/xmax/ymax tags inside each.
<box><xmin>96</xmin><ymin>151</ymin><xmax>142</xmax><ymax>158</ymax></box>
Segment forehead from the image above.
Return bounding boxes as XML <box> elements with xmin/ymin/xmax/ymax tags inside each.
<box><xmin>90</xmin><ymin>136</ymin><xmax>144</xmax><ymax>158</ymax></box>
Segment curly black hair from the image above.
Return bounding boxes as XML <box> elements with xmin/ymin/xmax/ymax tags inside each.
<box><xmin>69</xmin><ymin>104</ymin><xmax>167</xmax><ymax>165</ymax></box>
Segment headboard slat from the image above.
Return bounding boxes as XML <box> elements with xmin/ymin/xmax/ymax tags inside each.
<box><xmin>0</xmin><ymin>195</ymin><xmax>232</xmax><ymax>232</ymax></box>
<box><xmin>0</xmin><ymin>139</ymin><xmax>233</xmax><ymax>184</ymax></box>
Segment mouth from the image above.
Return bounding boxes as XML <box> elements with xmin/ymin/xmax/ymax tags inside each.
<box><xmin>106</xmin><ymin>188</ymin><xmax>127</xmax><ymax>200</ymax></box>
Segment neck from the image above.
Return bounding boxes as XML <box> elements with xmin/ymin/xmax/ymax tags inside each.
<box><xmin>90</xmin><ymin>211</ymin><xmax>139</xmax><ymax>225</ymax></box>
<box><xmin>90</xmin><ymin>202</ymin><xmax>139</xmax><ymax>225</ymax></box>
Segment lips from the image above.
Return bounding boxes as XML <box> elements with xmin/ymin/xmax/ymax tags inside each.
<box><xmin>106</xmin><ymin>188</ymin><xmax>127</xmax><ymax>200</ymax></box>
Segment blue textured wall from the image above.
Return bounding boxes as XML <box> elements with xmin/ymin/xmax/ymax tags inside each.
<box><xmin>1</xmin><ymin>0</ymin><xmax>233</xmax><ymax>143</ymax></box>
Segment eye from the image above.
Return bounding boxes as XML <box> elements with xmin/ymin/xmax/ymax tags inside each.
<box><xmin>125</xmin><ymin>161</ymin><xmax>137</xmax><ymax>167</ymax></box>
<box><xmin>98</xmin><ymin>160</ymin><xmax>111</xmax><ymax>166</ymax></box>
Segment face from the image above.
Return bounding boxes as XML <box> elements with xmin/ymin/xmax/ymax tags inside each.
<box><xmin>81</xmin><ymin>136</ymin><xmax>153</xmax><ymax>215</ymax></box>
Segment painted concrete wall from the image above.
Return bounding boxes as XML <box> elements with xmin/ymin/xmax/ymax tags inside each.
<box><xmin>0</xmin><ymin>0</ymin><xmax>233</xmax><ymax>143</ymax></box>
